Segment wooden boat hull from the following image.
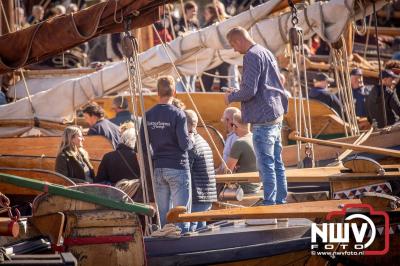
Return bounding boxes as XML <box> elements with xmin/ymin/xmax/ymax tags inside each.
<box><xmin>0</xmin><ymin>155</ymin><xmax>101</xmax><ymax>175</ymax></box>
<box><xmin>0</xmin><ymin>135</ymin><xmax>110</xmax><ymax>176</ymax></box>
<box><xmin>0</xmin><ymin>135</ymin><xmax>113</xmax><ymax>161</ymax></box>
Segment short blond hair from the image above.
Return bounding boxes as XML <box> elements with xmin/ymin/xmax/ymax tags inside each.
<box><xmin>157</xmin><ymin>76</ymin><xmax>175</xmax><ymax>97</ymax></box>
<box><xmin>226</xmin><ymin>26</ymin><xmax>251</xmax><ymax>41</ymax></box>
<box><xmin>222</xmin><ymin>107</ymin><xmax>240</xmax><ymax>122</ymax></box>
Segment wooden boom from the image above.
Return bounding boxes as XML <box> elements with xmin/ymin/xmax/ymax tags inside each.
<box><xmin>167</xmin><ymin>199</ymin><xmax>361</xmax><ymax>223</ymax></box>
<box><xmin>291</xmin><ymin>134</ymin><xmax>400</xmax><ymax>158</ymax></box>
<box><xmin>0</xmin><ymin>173</ymin><xmax>155</xmax><ymax>217</ymax></box>
<box><xmin>216</xmin><ymin>166</ymin><xmax>343</xmax><ymax>183</ymax></box>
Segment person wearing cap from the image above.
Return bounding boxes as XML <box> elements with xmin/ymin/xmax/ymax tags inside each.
<box><xmin>110</xmin><ymin>96</ymin><xmax>134</xmax><ymax>126</ymax></box>
<box><xmin>366</xmin><ymin>69</ymin><xmax>400</xmax><ymax>128</ymax></box>
<box><xmin>309</xmin><ymin>73</ymin><xmax>343</xmax><ymax>118</ymax></box>
<box><xmin>350</xmin><ymin>68</ymin><xmax>370</xmax><ymax>117</ymax></box>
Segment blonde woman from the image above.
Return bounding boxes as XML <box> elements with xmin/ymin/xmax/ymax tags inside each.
<box><xmin>55</xmin><ymin>126</ymin><xmax>94</xmax><ymax>183</ymax></box>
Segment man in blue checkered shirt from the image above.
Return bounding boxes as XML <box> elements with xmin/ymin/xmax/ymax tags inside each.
<box><xmin>224</xmin><ymin>26</ymin><xmax>288</xmax><ymax>206</ymax></box>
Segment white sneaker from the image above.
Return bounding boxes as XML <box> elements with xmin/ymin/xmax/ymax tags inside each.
<box><xmin>245</xmin><ymin>218</ymin><xmax>277</xmax><ymax>225</ymax></box>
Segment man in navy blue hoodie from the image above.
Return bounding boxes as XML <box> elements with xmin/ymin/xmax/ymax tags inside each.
<box><xmin>142</xmin><ymin>76</ymin><xmax>192</xmax><ymax>232</ymax></box>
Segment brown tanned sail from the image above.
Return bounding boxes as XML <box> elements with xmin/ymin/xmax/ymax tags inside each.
<box><xmin>0</xmin><ymin>0</ymin><xmax>170</xmax><ymax>74</ymax></box>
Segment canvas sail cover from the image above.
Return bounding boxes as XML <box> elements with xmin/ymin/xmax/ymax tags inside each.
<box><xmin>0</xmin><ymin>0</ymin><xmax>168</xmax><ymax>75</ymax></box>
<box><xmin>1</xmin><ymin>0</ymin><xmax>387</xmax><ymax>137</ymax></box>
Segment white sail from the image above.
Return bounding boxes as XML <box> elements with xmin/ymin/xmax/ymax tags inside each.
<box><xmin>1</xmin><ymin>0</ymin><xmax>387</xmax><ymax>137</ymax></box>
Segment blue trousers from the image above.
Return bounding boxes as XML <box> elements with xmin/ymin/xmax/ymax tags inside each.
<box><xmin>190</xmin><ymin>202</ymin><xmax>212</xmax><ymax>231</ymax></box>
<box><xmin>154</xmin><ymin>168</ymin><xmax>192</xmax><ymax>233</ymax></box>
<box><xmin>252</xmin><ymin>123</ymin><xmax>287</xmax><ymax>205</ymax></box>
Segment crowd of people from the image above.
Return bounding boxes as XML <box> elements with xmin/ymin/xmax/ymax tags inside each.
<box><xmin>307</xmin><ymin>66</ymin><xmax>400</xmax><ymax>129</ymax></box>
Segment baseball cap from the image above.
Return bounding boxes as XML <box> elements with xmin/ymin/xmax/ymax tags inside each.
<box><xmin>350</xmin><ymin>68</ymin><xmax>363</xmax><ymax>76</ymax></box>
<box><xmin>314</xmin><ymin>73</ymin><xmax>334</xmax><ymax>83</ymax></box>
<box><xmin>381</xmin><ymin>69</ymin><xmax>400</xmax><ymax>79</ymax></box>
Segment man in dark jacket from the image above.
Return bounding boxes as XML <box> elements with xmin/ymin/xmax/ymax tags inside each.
<box><xmin>141</xmin><ymin>76</ymin><xmax>193</xmax><ymax>233</ymax></box>
<box><xmin>350</xmin><ymin>68</ymin><xmax>370</xmax><ymax>117</ymax></box>
<box><xmin>366</xmin><ymin>69</ymin><xmax>400</xmax><ymax>128</ymax></box>
<box><xmin>82</xmin><ymin>102</ymin><xmax>121</xmax><ymax>149</ymax></box>
<box><xmin>309</xmin><ymin>73</ymin><xmax>343</xmax><ymax>118</ymax></box>
<box><xmin>185</xmin><ymin>110</ymin><xmax>217</xmax><ymax>231</ymax></box>
<box><xmin>95</xmin><ymin>126</ymin><xmax>140</xmax><ymax>185</ymax></box>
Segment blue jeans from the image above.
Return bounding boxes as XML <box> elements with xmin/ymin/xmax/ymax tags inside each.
<box><xmin>252</xmin><ymin>122</ymin><xmax>287</xmax><ymax>205</ymax></box>
<box><xmin>190</xmin><ymin>202</ymin><xmax>212</xmax><ymax>231</ymax></box>
<box><xmin>154</xmin><ymin>168</ymin><xmax>192</xmax><ymax>233</ymax></box>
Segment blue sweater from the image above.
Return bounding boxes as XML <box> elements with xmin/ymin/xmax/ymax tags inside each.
<box><xmin>88</xmin><ymin>119</ymin><xmax>121</xmax><ymax>149</ymax></box>
<box><xmin>142</xmin><ymin>104</ymin><xmax>192</xmax><ymax>170</ymax></box>
<box><xmin>228</xmin><ymin>44</ymin><xmax>288</xmax><ymax>124</ymax></box>
<box><xmin>110</xmin><ymin>110</ymin><xmax>133</xmax><ymax>126</ymax></box>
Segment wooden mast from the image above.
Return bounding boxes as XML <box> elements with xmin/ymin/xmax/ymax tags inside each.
<box><xmin>344</xmin><ymin>22</ymin><xmax>353</xmax><ymax>60</ymax></box>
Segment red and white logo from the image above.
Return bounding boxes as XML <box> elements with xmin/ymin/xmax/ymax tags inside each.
<box><xmin>310</xmin><ymin>204</ymin><xmax>390</xmax><ymax>256</ymax></box>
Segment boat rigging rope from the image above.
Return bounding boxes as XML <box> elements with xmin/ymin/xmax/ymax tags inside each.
<box><xmin>122</xmin><ymin>18</ymin><xmax>161</xmax><ymax>234</ymax></box>
<box><xmin>179</xmin><ymin>0</ymin><xmax>189</xmax><ymax>32</ymax></box>
<box><xmin>350</xmin><ymin>0</ymin><xmax>368</xmax><ymax>36</ymax></box>
<box><xmin>288</xmin><ymin>0</ymin><xmax>314</xmax><ymax>167</ymax></box>
<box><xmin>333</xmin><ymin>55</ymin><xmax>352</xmax><ymax>136</ymax></box>
<box><xmin>200</xmin><ymin>71</ymin><xmax>235</xmax><ymax>79</ymax></box>
<box><xmin>372</xmin><ymin>1</ymin><xmax>387</xmax><ymax>127</ymax></box>
<box><xmin>0</xmin><ymin>1</ymin><xmax>11</xmax><ymax>32</ymax></box>
<box><xmin>113</xmin><ymin>0</ymin><xmax>123</xmax><ymax>23</ymax></box>
<box><xmin>330</xmin><ymin>37</ymin><xmax>360</xmax><ymax>137</ymax></box>
<box><xmin>152</xmin><ymin>24</ymin><xmax>231</xmax><ymax>173</ymax></box>
<box><xmin>363</xmin><ymin>15</ymin><xmax>373</xmax><ymax>59</ymax></box>
<box><xmin>166</xmin><ymin>5</ymin><xmax>176</xmax><ymax>39</ymax></box>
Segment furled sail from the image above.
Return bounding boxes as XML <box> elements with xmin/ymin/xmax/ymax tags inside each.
<box><xmin>1</xmin><ymin>0</ymin><xmax>387</xmax><ymax>137</ymax></box>
<box><xmin>0</xmin><ymin>0</ymin><xmax>168</xmax><ymax>75</ymax></box>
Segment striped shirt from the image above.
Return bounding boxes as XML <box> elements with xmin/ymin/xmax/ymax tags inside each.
<box><xmin>228</xmin><ymin>44</ymin><xmax>288</xmax><ymax>124</ymax></box>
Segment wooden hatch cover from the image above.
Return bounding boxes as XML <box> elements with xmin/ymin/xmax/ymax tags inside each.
<box><xmin>343</xmin><ymin>156</ymin><xmax>385</xmax><ymax>174</ymax></box>
<box><xmin>361</xmin><ymin>192</ymin><xmax>400</xmax><ymax>211</ymax></box>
